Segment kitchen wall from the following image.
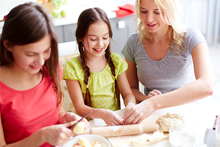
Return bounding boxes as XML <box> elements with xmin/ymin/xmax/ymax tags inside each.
<box><xmin>0</xmin><ymin>0</ymin><xmax>219</xmax><ymax>44</ymax></box>
<box><xmin>179</xmin><ymin>0</ymin><xmax>220</xmax><ymax>44</ymax></box>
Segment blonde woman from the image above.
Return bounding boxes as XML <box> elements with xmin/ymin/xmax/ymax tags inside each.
<box><xmin>122</xmin><ymin>0</ymin><xmax>214</xmax><ymax>124</ymax></box>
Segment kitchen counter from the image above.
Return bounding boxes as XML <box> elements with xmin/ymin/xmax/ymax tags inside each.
<box><xmin>0</xmin><ymin>0</ymin><xmax>134</xmax><ymax>33</ymax></box>
<box><xmin>52</xmin><ymin>11</ymin><xmax>117</xmax><ymax>27</ymax></box>
<box><xmin>82</xmin><ymin>95</ymin><xmax>219</xmax><ymax>147</ymax></box>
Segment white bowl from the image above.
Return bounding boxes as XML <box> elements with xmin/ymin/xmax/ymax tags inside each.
<box><xmin>61</xmin><ymin>134</ymin><xmax>111</xmax><ymax>147</ymax></box>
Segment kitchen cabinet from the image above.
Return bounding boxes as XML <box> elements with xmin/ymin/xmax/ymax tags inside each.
<box><xmin>109</xmin><ymin>15</ymin><xmax>137</xmax><ymax>57</ymax></box>
<box><xmin>63</xmin><ymin>23</ymin><xmax>77</xmax><ymax>42</ymax></box>
<box><xmin>55</xmin><ymin>26</ymin><xmax>64</xmax><ymax>43</ymax></box>
<box><xmin>55</xmin><ymin>14</ymin><xmax>136</xmax><ymax>57</ymax></box>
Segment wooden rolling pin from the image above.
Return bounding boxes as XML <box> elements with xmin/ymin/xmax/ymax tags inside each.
<box><xmin>83</xmin><ymin>123</ymin><xmax>159</xmax><ymax>137</ymax></box>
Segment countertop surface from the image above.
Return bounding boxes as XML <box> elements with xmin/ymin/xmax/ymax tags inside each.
<box><xmin>62</xmin><ymin>96</ymin><xmax>219</xmax><ymax>147</ymax></box>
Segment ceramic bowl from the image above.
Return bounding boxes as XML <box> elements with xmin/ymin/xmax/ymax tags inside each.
<box><xmin>61</xmin><ymin>134</ymin><xmax>111</xmax><ymax>147</ymax></box>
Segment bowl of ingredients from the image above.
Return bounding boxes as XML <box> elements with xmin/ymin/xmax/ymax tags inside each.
<box><xmin>61</xmin><ymin>134</ymin><xmax>111</xmax><ymax>147</ymax></box>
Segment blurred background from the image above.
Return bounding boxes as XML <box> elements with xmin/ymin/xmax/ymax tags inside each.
<box><xmin>0</xmin><ymin>0</ymin><xmax>220</xmax><ymax>100</ymax></box>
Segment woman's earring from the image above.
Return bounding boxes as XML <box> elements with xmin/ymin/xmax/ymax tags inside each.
<box><xmin>82</xmin><ymin>46</ymin><xmax>85</xmax><ymax>51</ymax></box>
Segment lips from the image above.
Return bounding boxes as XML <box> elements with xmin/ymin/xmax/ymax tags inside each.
<box><xmin>147</xmin><ymin>23</ymin><xmax>157</xmax><ymax>27</ymax></box>
<box><xmin>30</xmin><ymin>65</ymin><xmax>41</xmax><ymax>70</ymax></box>
<box><xmin>93</xmin><ymin>48</ymin><xmax>103</xmax><ymax>52</ymax></box>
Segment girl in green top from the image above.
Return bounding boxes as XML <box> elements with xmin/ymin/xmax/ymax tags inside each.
<box><xmin>63</xmin><ymin>7</ymin><xmax>136</xmax><ymax>126</ymax></box>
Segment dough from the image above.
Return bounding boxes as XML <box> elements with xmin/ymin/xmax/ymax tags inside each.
<box><xmin>72</xmin><ymin>121</ymin><xmax>85</xmax><ymax>134</ymax></box>
<box><xmin>156</xmin><ymin>112</ymin><xmax>184</xmax><ymax>132</ymax></box>
<box><xmin>130</xmin><ymin>130</ymin><xmax>164</xmax><ymax>145</ymax></box>
<box><xmin>78</xmin><ymin>137</ymin><xmax>92</xmax><ymax>147</ymax></box>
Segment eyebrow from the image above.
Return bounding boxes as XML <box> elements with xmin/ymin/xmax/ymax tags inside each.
<box><xmin>140</xmin><ymin>7</ymin><xmax>159</xmax><ymax>11</ymax></box>
<box><xmin>88</xmin><ymin>33</ymin><xmax>109</xmax><ymax>36</ymax></box>
<box><xmin>25</xmin><ymin>46</ymin><xmax>51</xmax><ymax>53</ymax></box>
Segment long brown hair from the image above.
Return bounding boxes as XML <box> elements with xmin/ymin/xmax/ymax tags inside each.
<box><xmin>75</xmin><ymin>7</ymin><xmax>120</xmax><ymax>109</ymax></box>
<box><xmin>0</xmin><ymin>3</ymin><xmax>62</xmax><ymax>105</ymax></box>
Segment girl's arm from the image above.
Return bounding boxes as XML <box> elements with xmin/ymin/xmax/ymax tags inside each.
<box><xmin>0</xmin><ymin>114</ymin><xmax>74</xmax><ymax>147</ymax></box>
<box><xmin>65</xmin><ymin>79</ymin><xmax>124</xmax><ymax>126</ymax></box>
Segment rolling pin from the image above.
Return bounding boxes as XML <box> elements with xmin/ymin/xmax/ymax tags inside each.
<box><xmin>83</xmin><ymin>123</ymin><xmax>159</xmax><ymax>137</ymax></box>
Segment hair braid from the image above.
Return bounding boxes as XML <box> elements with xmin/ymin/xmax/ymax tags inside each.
<box><xmin>78</xmin><ymin>42</ymin><xmax>92</xmax><ymax>107</ymax></box>
<box><xmin>105</xmin><ymin>47</ymin><xmax>121</xmax><ymax>109</ymax></box>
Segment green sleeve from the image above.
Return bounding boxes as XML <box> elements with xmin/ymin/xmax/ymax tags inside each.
<box><xmin>111</xmin><ymin>53</ymin><xmax>128</xmax><ymax>77</ymax></box>
<box><xmin>62</xmin><ymin>59</ymin><xmax>79</xmax><ymax>81</ymax></box>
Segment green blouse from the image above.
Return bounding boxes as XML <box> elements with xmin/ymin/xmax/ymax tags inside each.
<box><xmin>63</xmin><ymin>53</ymin><xmax>128</xmax><ymax>111</ymax></box>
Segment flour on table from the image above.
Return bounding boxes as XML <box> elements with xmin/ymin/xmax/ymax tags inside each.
<box><xmin>130</xmin><ymin>130</ymin><xmax>164</xmax><ymax>145</ymax></box>
<box><xmin>156</xmin><ymin>112</ymin><xmax>184</xmax><ymax>132</ymax></box>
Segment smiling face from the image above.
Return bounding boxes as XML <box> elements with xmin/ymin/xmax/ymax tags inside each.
<box><xmin>5</xmin><ymin>34</ymin><xmax>51</xmax><ymax>74</ymax></box>
<box><xmin>82</xmin><ymin>20</ymin><xmax>110</xmax><ymax>59</ymax></box>
<box><xmin>139</xmin><ymin>0</ymin><xmax>168</xmax><ymax>34</ymax></box>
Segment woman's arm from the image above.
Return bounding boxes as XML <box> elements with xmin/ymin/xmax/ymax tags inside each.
<box><xmin>125</xmin><ymin>58</ymin><xmax>150</xmax><ymax>101</ymax></box>
<box><xmin>151</xmin><ymin>42</ymin><xmax>214</xmax><ymax>110</ymax></box>
<box><xmin>123</xmin><ymin>42</ymin><xmax>213</xmax><ymax>124</ymax></box>
<box><xmin>65</xmin><ymin>79</ymin><xmax>124</xmax><ymax>126</ymax></box>
<box><xmin>117</xmin><ymin>72</ymin><xmax>136</xmax><ymax>106</ymax></box>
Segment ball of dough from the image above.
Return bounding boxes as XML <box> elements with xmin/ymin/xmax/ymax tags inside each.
<box><xmin>78</xmin><ymin>137</ymin><xmax>92</xmax><ymax>147</ymax></box>
<box><xmin>73</xmin><ymin>121</ymin><xmax>85</xmax><ymax>134</ymax></box>
<box><xmin>156</xmin><ymin>112</ymin><xmax>184</xmax><ymax>132</ymax></box>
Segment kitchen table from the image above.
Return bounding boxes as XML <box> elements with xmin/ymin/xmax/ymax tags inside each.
<box><xmin>87</xmin><ymin>95</ymin><xmax>219</xmax><ymax>147</ymax></box>
<box><xmin>59</xmin><ymin>95</ymin><xmax>220</xmax><ymax>147</ymax></box>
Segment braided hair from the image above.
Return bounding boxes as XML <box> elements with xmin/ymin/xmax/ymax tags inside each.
<box><xmin>75</xmin><ymin>7</ymin><xmax>120</xmax><ymax>109</ymax></box>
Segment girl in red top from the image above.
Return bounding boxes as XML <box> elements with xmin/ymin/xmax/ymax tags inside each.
<box><xmin>0</xmin><ymin>3</ymin><xmax>88</xmax><ymax>147</ymax></box>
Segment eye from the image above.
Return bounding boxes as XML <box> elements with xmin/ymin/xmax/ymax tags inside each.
<box><xmin>90</xmin><ymin>39</ymin><xmax>96</xmax><ymax>41</ymax></box>
<box><xmin>103</xmin><ymin>37</ymin><xmax>108</xmax><ymax>40</ymax></box>
<box><xmin>26</xmin><ymin>52</ymin><xmax>35</xmax><ymax>56</ymax></box>
<box><xmin>141</xmin><ymin>10</ymin><xmax>147</xmax><ymax>14</ymax></box>
<box><xmin>44</xmin><ymin>48</ymin><xmax>51</xmax><ymax>53</ymax></box>
<box><xmin>154</xmin><ymin>12</ymin><xmax>160</xmax><ymax>14</ymax></box>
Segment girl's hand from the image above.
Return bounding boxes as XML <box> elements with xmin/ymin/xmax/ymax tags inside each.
<box><xmin>62</xmin><ymin>112</ymin><xmax>89</xmax><ymax>129</ymax></box>
<box><xmin>100</xmin><ymin>109</ymin><xmax>124</xmax><ymax>126</ymax></box>
<box><xmin>41</xmin><ymin>122</ymin><xmax>74</xmax><ymax>146</ymax></box>
<box><xmin>147</xmin><ymin>89</ymin><xmax>162</xmax><ymax>98</ymax></box>
<box><xmin>122</xmin><ymin>100</ymin><xmax>155</xmax><ymax>125</ymax></box>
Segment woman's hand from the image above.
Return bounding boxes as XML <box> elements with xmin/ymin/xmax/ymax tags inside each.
<box><xmin>122</xmin><ymin>99</ymin><xmax>155</xmax><ymax>125</ymax></box>
<box><xmin>40</xmin><ymin>122</ymin><xmax>74</xmax><ymax>146</ymax></box>
<box><xmin>99</xmin><ymin>109</ymin><xmax>124</xmax><ymax>126</ymax></box>
<box><xmin>147</xmin><ymin>89</ymin><xmax>162</xmax><ymax>98</ymax></box>
<box><xmin>62</xmin><ymin>112</ymin><xmax>89</xmax><ymax>129</ymax></box>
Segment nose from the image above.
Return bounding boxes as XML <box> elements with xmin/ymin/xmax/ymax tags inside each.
<box><xmin>37</xmin><ymin>54</ymin><xmax>45</xmax><ymax>66</ymax></box>
<box><xmin>146</xmin><ymin>12</ymin><xmax>154</xmax><ymax>22</ymax></box>
<box><xmin>97</xmin><ymin>40</ymin><xmax>103</xmax><ymax>46</ymax></box>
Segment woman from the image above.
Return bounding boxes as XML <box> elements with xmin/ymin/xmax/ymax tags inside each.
<box><xmin>122</xmin><ymin>0</ymin><xmax>214</xmax><ymax>124</ymax></box>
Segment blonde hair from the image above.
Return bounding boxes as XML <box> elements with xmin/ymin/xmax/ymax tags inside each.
<box><xmin>135</xmin><ymin>0</ymin><xmax>187</xmax><ymax>54</ymax></box>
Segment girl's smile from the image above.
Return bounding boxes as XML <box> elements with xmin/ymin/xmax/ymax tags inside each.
<box><xmin>82</xmin><ymin>20</ymin><xmax>110</xmax><ymax>59</ymax></box>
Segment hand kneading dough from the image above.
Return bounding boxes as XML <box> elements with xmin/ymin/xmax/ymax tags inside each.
<box><xmin>156</xmin><ymin>112</ymin><xmax>184</xmax><ymax>132</ymax></box>
<box><xmin>72</xmin><ymin>121</ymin><xmax>85</xmax><ymax>134</ymax></box>
<box><xmin>78</xmin><ymin>137</ymin><xmax>92</xmax><ymax>147</ymax></box>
